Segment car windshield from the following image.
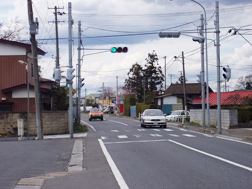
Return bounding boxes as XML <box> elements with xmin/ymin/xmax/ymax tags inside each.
<box><xmin>91</xmin><ymin>109</ymin><xmax>102</xmax><ymax>113</ymax></box>
<box><xmin>144</xmin><ymin>110</ymin><xmax>164</xmax><ymax>116</ymax></box>
<box><xmin>171</xmin><ymin>111</ymin><xmax>181</xmax><ymax>115</ymax></box>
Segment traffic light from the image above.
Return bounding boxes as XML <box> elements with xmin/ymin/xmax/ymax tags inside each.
<box><xmin>111</xmin><ymin>47</ymin><xmax>128</xmax><ymax>53</ymax></box>
<box><xmin>159</xmin><ymin>31</ymin><xmax>181</xmax><ymax>38</ymax></box>
<box><xmin>66</xmin><ymin>68</ymin><xmax>75</xmax><ymax>83</ymax></box>
<box><xmin>79</xmin><ymin>78</ymin><xmax>85</xmax><ymax>88</ymax></box>
<box><xmin>223</xmin><ymin>65</ymin><xmax>231</xmax><ymax>82</ymax></box>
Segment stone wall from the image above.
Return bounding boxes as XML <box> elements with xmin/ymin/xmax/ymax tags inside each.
<box><xmin>0</xmin><ymin>111</ymin><xmax>68</xmax><ymax>136</ymax></box>
<box><xmin>190</xmin><ymin>109</ymin><xmax>238</xmax><ymax>129</ymax></box>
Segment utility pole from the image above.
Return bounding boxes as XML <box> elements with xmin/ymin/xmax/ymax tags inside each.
<box><xmin>102</xmin><ymin>82</ymin><xmax>104</xmax><ymax>108</ymax></box>
<box><xmin>77</xmin><ymin>21</ymin><xmax>82</xmax><ymax>129</ymax></box>
<box><xmin>27</xmin><ymin>0</ymin><xmax>43</xmax><ymax>139</ymax></box>
<box><xmin>200</xmin><ymin>14</ymin><xmax>206</xmax><ymax>129</ymax></box>
<box><xmin>164</xmin><ymin>56</ymin><xmax>166</xmax><ymax>90</ymax></box>
<box><xmin>182</xmin><ymin>52</ymin><xmax>187</xmax><ymax>118</ymax></box>
<box><xmin>68</xmin><ymin>2</ymin><xmax>74</xmax><ymax>139</ymax></box>
<box><xmin>168</xmin><ymin>74</ymin><xmax>175</xmax><ymax>84</ymax></box>
<box><xmin>215</xmin><ymin>1</ymin><xmax>221</xmax><ymax>134</ymax></box>
<box><xmin>116</xmin><ymin>76</ymin><xmax>119</xmax><ymax>114</ymax></box>
<box><xmin>48</xmin><ymin>6</ymin><xmax>65</xmax><ymax>70</ymax></box>
<box><xmin>84</xmin><ymin>88</ymin><xmax>87</xmax><ymax>111</ymax></box>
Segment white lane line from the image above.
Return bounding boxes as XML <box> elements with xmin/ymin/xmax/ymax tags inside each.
<box><xmin>137</xmin><ymin>129</ymin><xmax>146</xmax><ymax>131</ymax></box>
<box><xmin>169</xmin><ymin>134</ymin><xmax>179</xmax><ymax>137</ymax></box>
<box><xmin>164</xmin><ymin>129</ymin><xmax>173</xmax><ymax>132</ymax></box>
<box><xmin>180</xmin><ymin>128</ymin><xmax>188</xmax><ymax>131</ymax></box>
<box><xmin>81</xmin><ymin>120</ymin><xmax>96</xmax><ymax>131</ymax></box>
<box><xmin>111</xmin><ymin>130</ymin><xmax>119</xmax><ymax>132</ymax></box>
<box><xmin>182</xmin><ymin>134</ymin><xmax>196</xmax><ymax>138</ymax></box>
<box><xmin>104</xmin><ymin>139</ymin><xmax>170</xmax><ymax>145</ymax></box>
<box><xmin>153</xmin><ymin>129</ymin><xmax>161</xmax><ymax>132</ymax></box>
<box><xmin>215</xmin><ymin>135</ymin><xmax>252</xmax><ymax>145</ymax></box>
<box><xmin>169</xmin><ymin>139</ymin><xmax>252</xmax><ymax>172</ymax></box>
<box><xmin>101</xmin><ymin>136</ymin><xmax>108</xmax><ymax>140</ymax></box>
<box><xmin>150</xmin><ymin>134</ymin><xmax>163</xmax><ymax>137</ymax></box>
<box><xmin>98</xmin><ymin>139</ymin><xmax>129</xmax><ymax>189</ymax></box>
<box><xmin>118</xmin><ymin>135</ymin><xmax>128</xmax><ymax>139</ymax></box>
<box><xmin>108</xmin><ymin>120</ymin><xmax>128</xmax><ymax>126</ymax></box>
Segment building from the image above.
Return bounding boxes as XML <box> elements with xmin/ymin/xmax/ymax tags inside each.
<box><xmin>155</xmin><ymin>83</ymin><xmax>213</xmax><ymax>114</ymax></box>
<box><xmin>0</xmin><ymin>39</ymin><xmax>57</xmax><ymax>112</ymax></box>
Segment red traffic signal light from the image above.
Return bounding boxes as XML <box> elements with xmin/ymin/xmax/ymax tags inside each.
<box><xmin>111</xmin><ymin>47</ymin><xmax>128</xmax><ymax>53</ymax></box>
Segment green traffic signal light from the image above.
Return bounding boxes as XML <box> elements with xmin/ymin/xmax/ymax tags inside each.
<box><xmin>111</xmin><ymin>47</ymin><xmax>117</xmax><ymax>53</ymax></box>
<box><xmin>111</xmin><ymin>47</ymin><xmax>128</xmax><ymax>53</ymax></box>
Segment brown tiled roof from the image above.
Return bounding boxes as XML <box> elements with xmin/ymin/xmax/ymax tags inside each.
<box><xmin>158</xmin><ymin>83</ymin><xmax>213</xmax><ymax>98</ymax></box>
<box><xmin>0</xmin><ymin>39</ymin><xmax>46</xmax><ymax>55</ymax></box>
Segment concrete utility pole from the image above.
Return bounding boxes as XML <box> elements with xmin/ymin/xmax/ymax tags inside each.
<box><xmin>77</xmin><ymin>21</ymin><xmax>82</xmax><ymax>129</ymax></box>
<box><xmin>102</xmin><ymin>82</ymin><xmax>104</xmax><ymax>108</ymax></box>
<box><xmin>182</xmin><ymin>52</ymin><xmax>187</xmax><ymax>118</ymax></box>
<box><xmin>116</xmin><ymin>76</ymin><xmax>119</xmax><ymax>114</ymax></box>
<box><xmin>200</xmin><ymin>14</ymin><xmax>206</xmax><ymax>129</ymax></box>
<box><xmin>27</xmin><ymin>0</ymin><xmax>43</xmax><ymax>139</ymax></box>
<box><xmin>215</xmin><ymin>1</ymin><xmax>222</xmax><ymax>134</ymax></box>
<box><xmin>168</xmin><ymin>74</ymin><xmax>175</xmax><ymax>84</ymax></box>
<box><xmin>68</xmin><ymin>2</ymin><xmax>74</xmax><ymax>139</ymax></box>
<box><xmin>164</xmin><ymin>56</ymin><xmax>166</xmax><ymax>90</ymax></box>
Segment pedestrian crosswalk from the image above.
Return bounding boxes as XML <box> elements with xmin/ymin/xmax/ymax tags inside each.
<box><xmin>100</xmin><ymin>128</ymin><xmax>200</xmax><ymax>140</ymax></box>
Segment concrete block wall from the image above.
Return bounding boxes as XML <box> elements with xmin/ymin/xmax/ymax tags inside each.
<box><xmin>0</xmin><ymin>111</ymin><xmax>68</xmax><ymax>136</ymax></box>
<box><xmin>190</xmin><ymin>109</ymin><xmax>238</xmax><ymax>129</ymax></box>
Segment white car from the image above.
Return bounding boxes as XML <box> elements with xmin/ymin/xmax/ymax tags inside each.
<box><xmin>140</xmin><ymin>109</ymin><xmax>167</xmax><ymax>128</ymax></box>
<box><xmin>166</xmin><ymin>110</ymin><xmax>190</xmax><ymax>122</ymax></box>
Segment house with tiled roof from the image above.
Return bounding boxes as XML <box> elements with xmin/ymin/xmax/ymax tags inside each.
<box><xmin>155</xmin><ymin>83</ymin><xmax>213</xmax><ymax>114</ymax></box>
<box><xmin>0</xmin><ymin>39</ymin><xmax>57</xmax><ymax>112</ymax></box>
<box><xmin>192</xmin><ymin>90</ymin><xmax>252</xmax><ymax>107</ymax></box>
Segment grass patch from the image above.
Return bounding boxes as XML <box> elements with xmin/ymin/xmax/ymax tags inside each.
<box><xmin>188</xmin><ymin>121</ymin><xmax>201</xmax><ymax>126</ymax></box>
<box><xmin>73</xmin><ymin>122</ymin><xmax>88</xmax><ymax>133</ymax></box>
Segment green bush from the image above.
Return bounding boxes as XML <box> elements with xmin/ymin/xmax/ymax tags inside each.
<box><xmin>124</xmin><ymin>95</ymin><xmax>136</xmax><ymax>116</ymax></box>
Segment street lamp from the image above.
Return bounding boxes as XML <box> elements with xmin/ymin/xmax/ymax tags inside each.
<box><xmin>18</xmin><ymin>60</ymin><xmax>30</xmax><ymax>140</ymax></box>
<box><xmin>190</xmin><ymin>0</ymin><xmax>210</xmax><ymax>128</ymax></box>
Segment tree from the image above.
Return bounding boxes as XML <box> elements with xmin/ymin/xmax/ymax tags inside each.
<box><xmin>235</xmin><ymin>75</ymin><xmax>252</xmax><ymax>90</ymax></box>
<box><xmin>0</xmin><ymin>17</ymin><xmax>26</xmax><ymax>41</ymax></box>
<box><xmin>144</xmin><ymin>50</ymin><xmax>164</xmax><ymax>92</ymax></box>
<box><xmin>54</xmin><ymin>86</ymin><xmax>69</xmax><ymax>110</ymax></box>
<box><xmin>125</xmin><ymin>63</ymin><xmax>144</xmax><ymax>102</ymax></box>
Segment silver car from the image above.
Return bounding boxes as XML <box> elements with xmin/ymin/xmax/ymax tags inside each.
<box><xmin>140</xmin><ymin>109</ymin><xmax>167</xmax><ymax>128</ymax></box>
<box><xmin>166</xmin><ymin>110</ymin><xmax>190</xmax><ymax>122</ymax></box>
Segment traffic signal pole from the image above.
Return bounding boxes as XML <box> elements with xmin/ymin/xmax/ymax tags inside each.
<box><xmin>68</xmin><ymin>2</ymin><xmax>73</xmax><ymax>139</ymax></box>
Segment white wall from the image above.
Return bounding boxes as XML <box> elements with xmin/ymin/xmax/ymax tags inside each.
<box><xmin>163</xmin><ymin>96</ymin><xmax>180</xmax><ymax>104</ymax></box>
<box><xmin>12</xmin><ymin>88</ymin><xmax>35</xmax><ymax>98</ymax></box>
<box><xmin>0</xmin><ymin>43</ymin><xmax>26</xmax><ymax>56</ymax></box>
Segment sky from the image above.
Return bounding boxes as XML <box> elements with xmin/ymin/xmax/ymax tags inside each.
<box><xmin>0</xmin><ymin>0</ymin><xmax>252</xmax><ymax>97</ymax></box>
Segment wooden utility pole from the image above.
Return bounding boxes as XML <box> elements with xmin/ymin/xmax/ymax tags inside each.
<box><xmin>27</xmin><ymin>0</ymin><xmax>43</xmax><ymax>139</ymax></box>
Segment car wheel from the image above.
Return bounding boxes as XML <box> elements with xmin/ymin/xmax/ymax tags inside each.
<box><xmin>101</xmin><ymin>117</ymin><xmax>103</xmax><ymax>121</ymax></box>
<box><xmin>164</xmin><ymin>125</ymin><xmax>167</xmax><ymax>128</ymax></box>
<box><xmin>89</xmin><ymin>118</ymin><xmax>91</xmax><ymax>121</ymax></box>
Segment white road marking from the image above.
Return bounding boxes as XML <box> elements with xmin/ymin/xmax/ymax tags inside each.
<box><xmin>108</xmin><ymin>120</ymin><xmax>128</xmax><ymax>126</ymax></box>
<box><xmin>180</xmin><ymin>128</ymin><xmax>188</xmax><ymax>131</ymax></box>
<box><xmin>111</xmin><ymin>130</ymin><xmax>119</xmax><ymax>132</ymax></box>
<box><xmin>104</xmin><ymin>139</ymin><xmax>170</xmax><ymax>145</ymax></box>
<box><xmin>101</xmin><ymin>136</ymin><xmax>108</xmax><ymax>140</ymax></box>
<box><xmin>169</xmin><ymin>139</ymin><xmax>252</xmax><ymax>172</ymax></box>
<box><xmin>81</xmin><ymin>120</ymin><xmax>96</xmax><ymax>131</ymax></box>
<box><xmin>98</xmin><ymin>139</ymin><xmax>129</xmax><ymax>189</ymax></box>
<box><xmin>137</xmin><ymin>129</ymin><xmax>146</xmax><ymax>131</ymax></box>
<box><xmin>183</xmin><ymin>134</ymin><xmax>196</xmax><ymax>138</ymax></box>
<box><xmin>164</xmin><ymin>129</ymin><xmax>173</xmax><ymax>132</ymax></box>
<box><xmin>134</xmin><ymin>135</ymin><xmax>141</xmax><ymax>138</ymax></box>
<box><xmin>153</xmin><ymin>129</ymin><xmax>161</xmax><ymax>132</ymax></box>
<box><xmin>215</xmin><ymin>135</ymin><xmax>252</xmax><ymax>146</ymax></box>
<box><xmin>118</xmin><ymin>135</ymin><xmax>128</xmax><ymax>139</ymax></box>
<box><xmin>169</xmin><ymin>134</ymin><xmax>179</xmax><ymax>137</ymax></box>
<box><xmin>150</xmin><ymin>134</ymin><xmax>163</xmax><ymax>137</ymax></box>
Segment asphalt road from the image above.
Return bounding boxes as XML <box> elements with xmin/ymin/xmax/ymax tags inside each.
<box><xmin>82</xmin><ymin>114</ymin><xmax>252</xmax><ymax>189</ymax></box>
<box><xmin>0</xmin><ymin>139</ymin><xmax>74</xmax><ymax>189</ymax></box>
